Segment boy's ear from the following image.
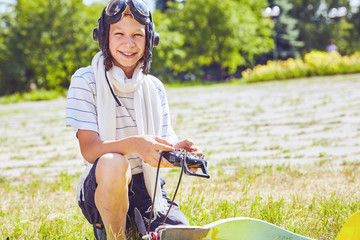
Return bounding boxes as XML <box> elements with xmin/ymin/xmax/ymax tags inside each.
<box><xmin>94</xmin><ymin>9</ymin><xmax>107</xmax><ymax>52</ymax></box>
<box><xmin>93</xmin><ymin>27</ymin><xmax>99</xmax><ymax>42</ymax></box>
<box><xmin>154</xmin><ymin>33</ymin><xmax>159</xmax><ymax>47</ymax></box>
<box><xmin>153</xmin><ymin>24</ymin><xmax>159</xmax><ymax>47</ymax></box>
<box><xmin>149</xmin><ymin>14</ymin><xmax>159</xmax><ymax>48</ymax></box>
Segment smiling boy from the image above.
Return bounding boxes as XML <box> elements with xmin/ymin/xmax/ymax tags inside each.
<box><xmin>108</xmin><ymin>13</ymin><xmax>146</xmax><ymax>77</ymax></box>
<box><xmin>66</xmin><ymin>0</ymin><xmax>202</xmax><ymax>239</ymax></box>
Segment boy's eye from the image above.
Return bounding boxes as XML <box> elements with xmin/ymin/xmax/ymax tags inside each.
<box><xmin>134</xmin><ymin>33</ymin><xmax>144</xmax><ymax>37</ymax></box>
<box><xmin>115</xmin><ymin>32</ymin><xmax>123</xmax><ymax>36</ymax></box>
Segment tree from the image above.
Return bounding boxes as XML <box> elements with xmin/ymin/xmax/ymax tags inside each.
<box><xmin>0</xmin><ymin>0</ymin><xmax>100</xmax><ymax>95</ymax></box>
<box><xmin>269</xmin><ymin>0</ymin><xmax>304</xmax><ymax>59</ymax></box>
<box><xmin>151</xmin><ymin>9</ymin><xmax>186</xmax><ymax>82</ymax></box>
<box><xmin>0</xmin><ymin>10</ymin><xmax>28</xmax><ymax>95</ymax></box>
<box><xmin>345</xmin><ymin>9</ymin><xmax>360</xmax><ymax>54</ymax></box>
<box><xmin>155</xmin><ymin>0</ymin><xmax>176</xmax><ymax>12</ymax></box>
<box><xmin>164</xmin><ymin>0</ymin><xmax>274</xmax><ymax>80</ymax></box>
<box><xmin>291</xmin><ymin>0</ymin><xmax>358</xmax><ymax>55</ymax></box>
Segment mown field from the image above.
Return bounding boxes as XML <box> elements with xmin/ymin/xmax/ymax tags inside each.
<box><xmin>1</xmin><ymin>74</ymin><xmax>360</xmax><ymax>239</ymax></box>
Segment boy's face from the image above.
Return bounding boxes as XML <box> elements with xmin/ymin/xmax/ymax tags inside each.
<box><xmin>108</xmin><ymin>15</ymin><xmax>146</xmax><ymax>76</ymax></box>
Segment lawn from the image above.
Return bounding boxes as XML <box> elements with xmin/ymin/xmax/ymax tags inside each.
<box><xmin>1</xmin><ymin>74</ymin><xmax>360</xmax><ymax>239</ymax></box>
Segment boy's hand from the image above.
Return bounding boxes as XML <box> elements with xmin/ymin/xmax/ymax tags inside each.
<box><xmin>174</xmin><ymin>139</ymin><xmax>203</xmax><ymax>172</ymax></box>
<box><xmin>174</xmin><ymin>138</ymin><xmax>203</xmax><ymax>156</ymax></box>
<box><xmin>135</xmin><ymin>135</ymin><xmax>174</xmax><ymax>168</ymax></box>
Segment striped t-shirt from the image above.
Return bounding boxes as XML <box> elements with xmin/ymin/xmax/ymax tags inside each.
<box><xmin>66</xmin><ymin>66</ymin><xmax>178</xmax><ymax>175</ymax></box>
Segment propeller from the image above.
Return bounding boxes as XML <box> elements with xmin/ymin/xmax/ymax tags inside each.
<box><xmin>135</xmin><ymin>207</ymin><xmax>154</xmax><ymax>240</ymax></box>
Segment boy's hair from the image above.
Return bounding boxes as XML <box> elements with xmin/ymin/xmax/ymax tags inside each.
<box><xmin>93</xmin><ymin>0</ymin><xmax>159</xmax><ymax>74</ymax></box>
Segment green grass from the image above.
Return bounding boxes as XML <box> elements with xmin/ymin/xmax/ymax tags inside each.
<box><xmin>1</xmin><ymin>163</ymin><xmax>359</xmax><ymax>239</ymax></box>
<box><xmin>0</xmin><ymin>173</ymin><xmax>93</xmax><ymax>239</ymax></box>
<box><xmin>1</xmin><ymin>74</ymin><xmax>360</xmax><ymax>239</ymax></box>
<box><xmin>168</xmin><ymin>163</ymin><xmax>360</xmax><ymax>240</ymax></box>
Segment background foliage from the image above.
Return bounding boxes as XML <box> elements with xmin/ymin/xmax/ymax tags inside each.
<box><xmin>0</xmin><ymin>0</ymin><xmax>360</xmax><ymax>95</ymax></box>
<box><xmin>0</xmin><ymin>0</ymin><xmax>101</xmax><ymax>95</ymax></box>
<box><xmin>242</xmin><ymin>51</ymin><xmax>360</xmax><ymax>82</ymax></box>
<box><xmin>292</xmin><ymin>0</ymin><xmax>360</xmax><ymax>55</ymax></box>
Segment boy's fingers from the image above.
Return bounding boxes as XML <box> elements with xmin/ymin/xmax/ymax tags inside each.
<box><xmin>145</xmin><ymin>151</ymin><xmax>174</xmax><ymax>168</ymax></box>
<box><xmin>154</xmin><ymin>136</ymin><xmax>173</xmax><ymax>147</ymax></box>
<box><xmin>189</xmin><ymin>167</ymin><xmax>198</xmax><ymax>172</ymax></box>
<box><xmin>161</xmin><ymin>158</ymin><xmax>174</xmax><ymax>168</ymax></box>
<box><xmin>154</xmin><ymin>142</ymin><xmax>175</xmax><ymax>152</ymax></box>
<box><xmin>156</xmin><ymin>151</ymin><xmax>174</xmax><ymax>168</ymax></box>
<box><xmin>188</xmin><ymin>145</ymin><xmax>203</xmax><ymax>156</ymax></box>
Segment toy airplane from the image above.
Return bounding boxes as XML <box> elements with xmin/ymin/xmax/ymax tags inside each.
<box><xmin>132</xmin><ymin>151</ymin><xmax>359</xmax><ymax>240</ymax></box>
<box><xmin>138</xmin><ymin>211</ymin><xmax>360</xmax><ymax>240</ymax></box>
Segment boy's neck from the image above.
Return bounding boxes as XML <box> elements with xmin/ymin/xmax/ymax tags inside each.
<box><xmin>124</xmin><ymin>70</ymin><xmax>134</xmax><ymax>79</ymax></box>
<box><xmin>113</xmin><ymin>63</ymin><xmax>136</xmax><ymax>79</ymax></box>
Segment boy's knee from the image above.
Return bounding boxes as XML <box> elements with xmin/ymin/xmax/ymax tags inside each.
<box><xmin>96</xmin><ymin>153</ymin><xmax>131</xmax><ymax>186</ymax></box>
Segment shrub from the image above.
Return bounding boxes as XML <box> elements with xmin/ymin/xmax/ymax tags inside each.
<box><xmin>0</xmin><ymin>89</ymin><xmax>65</xmax><ymax>104</ymax></box>
<box><xmin>242</xmin><ymin>51</ymin><xmax>360</xmax><ymax>83</ymax></box>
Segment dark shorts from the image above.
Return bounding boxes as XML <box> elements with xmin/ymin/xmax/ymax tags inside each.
<box><xmin>78</xmin><ymin>159</ymin><xmax>189</xmax><ymax>232</ymax></box>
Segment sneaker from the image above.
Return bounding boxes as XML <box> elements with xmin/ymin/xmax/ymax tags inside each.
<box><xmin>93</xmin><ymin>224</ymin><xmax>107</xmax><ymax>240</ymax></box>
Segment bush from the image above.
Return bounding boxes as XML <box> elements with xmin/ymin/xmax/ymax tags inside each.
<box><xmin>0</xmin><ymin>90</ymin><xmax>65</xmax><ymax>104</ymax></box>
<box><xmin>242</xmin><ymin>51</ymin><xmax>360</xmax><ymax>83</ymax></box>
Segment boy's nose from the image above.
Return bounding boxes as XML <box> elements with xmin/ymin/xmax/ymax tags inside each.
<box><xmin>123</xmin><ymin>37</ymin><xmax>135</xmax><ymax>47</ymax></box>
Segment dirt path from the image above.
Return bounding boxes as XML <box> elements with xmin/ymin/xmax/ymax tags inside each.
<box><xmin>1</xmin><ymin>74</ymin><xmax>359</xmax><ymax>180</ymax></box>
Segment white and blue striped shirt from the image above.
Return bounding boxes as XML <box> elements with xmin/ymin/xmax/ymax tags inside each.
<box><xmin>66</xmin><ymin>66</ymin><xmax>178</xmax><ymax>174</ymax></box>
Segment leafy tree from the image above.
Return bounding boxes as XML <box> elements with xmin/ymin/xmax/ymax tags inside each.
<box><xmin>151</xmin><ymin>9</ymin><xmax>186</xmax><ymax>82</ymax></box>
<box><xmin>164</xmin><ymin>0</ymin><xmax>274</xmax><ymax>80</ymax></box>
<box><xmin>291</xmin><ymin>0</ymin><xmax>358</xmax><ymax>55</ymax></box>
<box><xmin>323</xmin><ymin>0</ymin><xmax>358</xmax><ymax>55</ymax></box>
<box><xmin>269</xmin><ymin>0</ymin><xmax>304</xmax><ymax>59</ymax></box>
<box><xmin>0</xmin><ymin>0</ymin><xmax>100</xmax><ymax>95</ymax></box>
<box><xmin>346</xmin><ymin>9</ymin><xmax>360</xmax><ymax>53</ymax></box>
<box><xmin>291</xmin><ymin>0</ymin><xmax>328</xmax><ymax>54</ymax></box>
<box><xmin>0</xmin><ymin>10</ymin><xmax>28</xmax><ymax>95</ymax></box>
<box><xmin>155</xmin><ymin>0</ymin><xmax>176</xmax><ymax>12</ymax></box>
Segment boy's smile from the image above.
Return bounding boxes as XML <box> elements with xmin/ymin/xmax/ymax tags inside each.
<box><xmin>121</xmin><ymin>51</ymin><xmax>137</xmax><ymax>56</ymax></box>
<box><xmin>109</xmin><ymin>14</ymin><xmax>146</xmax><ymax>78</ymax></box>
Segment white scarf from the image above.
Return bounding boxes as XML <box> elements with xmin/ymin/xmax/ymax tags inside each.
<box><xmin>92</xmin><ymin>52</ymin><xmax>168</xmax><ymax>214</ymax></box>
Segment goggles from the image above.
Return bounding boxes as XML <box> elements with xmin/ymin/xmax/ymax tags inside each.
<box><xmin>104</xmin><ymin>0</ymin><xmax>151</xmax><ymax>25</ymax></box>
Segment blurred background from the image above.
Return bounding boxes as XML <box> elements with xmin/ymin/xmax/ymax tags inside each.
<box><xmin>0</xmin><ymin>0</ymin><xmax>359</xmax><ymax>97</ymax></box>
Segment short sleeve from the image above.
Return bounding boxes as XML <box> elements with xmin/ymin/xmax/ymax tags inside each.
<box><xmin>66</xmin><ymin>66</ymin><xmax>99</xmax><ymax>133</ymax></box>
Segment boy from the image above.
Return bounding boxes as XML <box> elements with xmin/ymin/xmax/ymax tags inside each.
<box><xmin>66</xmin><ymin>0</ymin><xmax>202</xmax><ymax>239</ymax></box>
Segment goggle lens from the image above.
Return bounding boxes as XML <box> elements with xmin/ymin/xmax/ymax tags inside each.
<box><xmin>105</xmin><ymin>0</ymin><xmax>150</xmax><ymax>18</ymax></box>
<box><xmin>131</xmin><ymin>0</ymin><xmax>150</xmax><ymax>17</ymax></box>
<box><xmin>106</xmin><ymin>0</ymin><xmax>126</xmax><ymax>17</ymax></box>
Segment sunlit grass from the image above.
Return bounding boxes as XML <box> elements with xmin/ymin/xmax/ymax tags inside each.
<box><xmin>1</xmin><ymin>74</ymin><xmax>360</xmax><ymax>239</ymax></box>
<box><xmin>166</xmin><ymin>162</ymin><xmax>360</xmax><ymax>240</ymax></box>
<box><xmin>1</xmin><ymin>162</ymin><xmax>359</xmax><ymax>239</ymax></box>
<box><xmin>0</xmin><ymin>173</ymin><xmax>93</xmax><ymax>239</ymax></box>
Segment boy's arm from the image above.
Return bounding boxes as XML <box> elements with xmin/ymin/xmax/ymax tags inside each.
<box><xmin>77</xmin><ymin>129</ymin><xmax>174</xmax><ymax>168</ymax></box>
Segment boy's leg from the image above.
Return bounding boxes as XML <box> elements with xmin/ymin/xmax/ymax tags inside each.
<box><xmin>127</xmin><ymin>175</ymin><xmax>189</xmax><ymax>232</ymax></box>
<box><xmin>95</xmin><ymin>153</ymin><xmax>132</xmax><ymax>240</ymax></box>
